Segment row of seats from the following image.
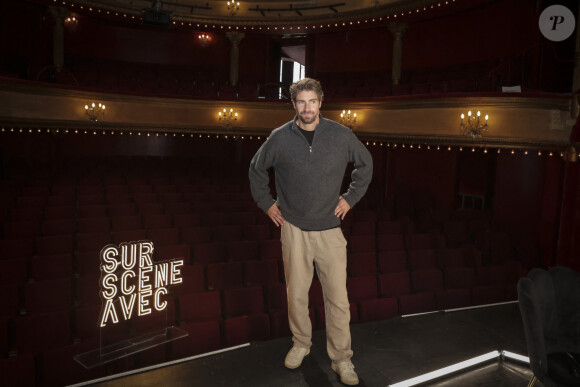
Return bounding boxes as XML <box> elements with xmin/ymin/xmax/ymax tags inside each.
<box><xmin>1</xmin><ymin>265</ymin><xmax>518</xmax><ymax>355</ymax></box>
<box><xmin>3</xmin><ymin>53</ymin><xmax>558</xmax><ymax>101</ymax></box>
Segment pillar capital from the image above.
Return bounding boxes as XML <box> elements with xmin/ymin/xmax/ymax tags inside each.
<box><xmin>48</xmin><ymin>6</ymin><xmax>70</xmax><ymax>23</ymax></box>
<box><xmin>387</xmin><ymin>22</ymin><xmax>410</xmax><ymax>39</ymax></box>
<box><xmin>226</xmin><ymin>31</ymin><xmax>245</xmax><ymax>47</ymax></box>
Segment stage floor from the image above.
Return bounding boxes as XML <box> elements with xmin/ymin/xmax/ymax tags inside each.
<box><xmin>86</xmin><ymin>302</ymin><xmax>535</xmax><ymax>387</ymax></box>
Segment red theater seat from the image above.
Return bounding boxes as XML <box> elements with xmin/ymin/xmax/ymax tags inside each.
<box><xmin>191</xmin><ymin>242</ymin><xmax>227</xmax><ymax>265</ymax></box>
<box><xmin>244</xmin><ymin>259</ymin><xmax>280</xmax><ymax>286</ymax></box>
<box><xmin>405</xmin><ymin>233</ymin><xmax>432</xmax><ymax>250</ymax></box>
<box><xmin>36</xmin><ymin>234</ymin><xmax>74</xmax><ymax>256</ymax></box>
<box><xmin>0</xmin><ymin>238</ymin><xmax>34</xmax><ymax>261</ymax></box>
<box><xmin>346</xmin><ymin>275</ymin><xmax>378</xmax><ymax>302</ymax></box>
<box><xmin>155</xmin><ymin>243</ymin><xmax>190</xmax><ymax>262</ymax></box>
<box><xmin>226</xmin><ymin>240</ymin><xmax>260</xmax><ymax>262</ymax></box>
<box><xmin>260</xmin><ymin>239</ymin><xmax>282</xmax><ymax>260</ymax></box>
<box><xmin>398</xmin><ymin>292</ymin><xmax>437</xmax><ymax>315</ymax></box>
<box><xmin>3</xmin><ymin>220</ymin><xmax>40</xmax><ymax>238</ymax></box>
<box><xmin>78</xmin><ymin>217</ymin><xmax>111</xmax><ymax>234</ymax></box>
<box><xmin>377</xmin><ymin>234</ymin><xmax>405</xmax><ymax>252</ymax></box>
<box><xmin>23</xmin><ymin>278</ymin><xmax>73</xmax><ymax>315</ymax></box>
<box><xmin>264</xmin><ymin>283</ymin><xmax>287</xmax><ymax>312</ymax></box>
<box><xmin>212</xmin><ymin>225</ymin><xmax>242</xmax><ymax>242</ymax></box>
<box><xmin>173</xmin><ymin>213</ymin><xmax>202</xmax><ymax>229</ymax></box>
<box><xmin>41</xmin><ymin>218</ymin><xmax>76</xmax><ymax>236</ymax></box>
<box><xmin>206</xmin><ymin>262</ymin><xmax>243</xmax><ymax>291</ymax></box>
<box><xmin>242</xmin><ymin>224</ymin><xmax>271</xmax><ymax>241</ymax></box>
<box><xmin>130</xmin><ymin>296</ymin><xmax>176</xmax><ymax>334</ymax></box>
<box><xmin>270</xmin><ymin>308</ymin><xmax>316</xmax><ymax>338</ymax></box>
<box><xmin>358</xmin><ymin>297</ymin><xmax>398</xmax><ymax>323</ymax></box>
<box><xmin>0</xmin><ymin>355</ymin><xmax>36</xmax><ymax>386</ymax></box>
<box><xmin>349</xmin><ymin>235</ymin><xmax>376</xmax><ymax>253</ymax></box>
<box><xmin>0</xmin><ymin>258</ymin><xmax>28</xmax><ymax>285</ymax></box>
<box><xmin>76</xmin><ymin>232</ymin><xmax>111</xmax><ymax>253</ymax></box>
<box><xmin>112</xmin><ymin>229</ymin><xmax>147</xmax><ymax>243</ymax></box>
<box><xmin>107</xmin><ymin>203</ymin><xmax>137</xmax><ymax>216</ymax></box>
<box><xmin>444</xmin><ymin>267</ymin><xmax>476</xmax><ymax>289</ymax></box>
<box><xmin>230</xmin><ymin>211</ymin><xmax>256</xmax><ymax>226</ymax></box>
<box><xmin>76</xmin><ymin>251</ymin><xmax>102</xmax><ymax>276</ymax></box>
<box><xmin>347</xmin><ymin>252</ymin><xmax>378</xmax><ymax>277</ymax></box>
<box><xmin>14</xmin><ymin>311</ymin><xmax>71</xmax><ymax>354</ymax></box>
<box><xmin>223</xmin><ymin>313</ymin><xmax>270</xmax><ymax>347</ymax></box>
<box><xmin>407</xmin><ymin>249</ymin><xmax>437</xmax><ymax>271</ymax></box>
<box><xmin>438</xmin><ymin>248</ymin><xmax>467</xmax><ymax>269</ymax></box>
<box><xmin>378</xmin><ymin>271</ymin><xmax>411</xmax><ymax>297</ymax></box>
<box><xmin>181</xmin><ymin>226</ymin><xmax>213</xmax><ymax>244</ymax></box>
<box><xmin>112</xmin><ymin>215</ymin><xmax>142</xmax><ymax>231</ymax></box>
<box><xmin>143</xmin><ymin>214</ymin><xmax>172</xmax><ymax>229</ymax></box>
<box><xmin>377</xmin><ymin>220</ymin><xmax>404</xmax><ymax>235</ymax></box>
<box><xmin>308</xmin><ymin>280</ymin><xmax>324</xmax><ymax>307</ymax></box>
<box><xmin>44</xmin><ymin>205</ymin><xmax>75</xmax><ymax>219</ymax></box>
<box><xmin>350</xmin><ymin>221</ymin><xmax>376</xmax><ymax>236</ymax></box>
<box><xmin>29</xmin><ymin>253</ymin><xmax>73</xmax><ymax>281</ymax></box>
<box><xmin>222</xmin><ymin>286</ymin><xmax>264</xmax><ymax>317</ymax></box>
<box><xmin>169</xmin><ymin>320</ymin><xmax>221</xmax><ymax>360</ymax></box>
<box><xmin>164</xmin><ymin>202</ymin><xmax>190</xmax><ymax>214</ymax></box>
<box><xmin>178</xmin><ymin>291</ymin><xmax>221</xmax><ymax>324</ymax></box>
<box><xmin>411</xmin><ymin>269</ymin><xmax>444</xmax><ymax>293</ymax></box>
<box><xmin>169</xmin><ymin>264</ymin><xmax>204</xmax><ymax>295</ymax></box>
<box><xmin>377</xmin><ymin>250</ymin><xmax>408</xmax><ymax>274</ymax></box>
<box><xmin>0</xmin><ymin>285</ymin><xmax>20</xmax><ymax>317</ymax></box>
<box><xmin>75</xmin><ymin>274</ymin><xmax>101</xmax><ymax>308</ymax></box>
<box><xmin>78</xmin><ymin>204</ymin><xmax>108</xmax><ymax>218</ymax></box>
<box><xmin>147</xmin><ymin>227</ymin><xmax>180</xmax><ymax>246</ymax></box>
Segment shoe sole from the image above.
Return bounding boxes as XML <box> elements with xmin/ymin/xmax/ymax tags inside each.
<box><xmin>284</xmin><ymin>349</ymin><xmax>310</xmax><ymax>369</ymax></box>
<box><xmin>331</xmin><ymin>363</ymin><xmax>359</xmax><ymax>386</ymax></box>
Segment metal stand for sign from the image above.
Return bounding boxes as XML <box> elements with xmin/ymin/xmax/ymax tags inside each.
<box><xmin>74</xmin><ymin>297</ymin><xmax>188</xmax><ymax>369</ymax></box>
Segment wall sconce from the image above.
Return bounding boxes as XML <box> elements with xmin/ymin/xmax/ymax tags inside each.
<box><xmin>460</xmin><ymin>110</ymin><xmax>488</xmax><ymax>138</ymax></box>
<box><xmin>65</xmin><ymin>16</ymin><xmax>78</xmax><ymax>31</ymax></box>
<box><xmin>219</xmin><ymin>108</ymin><xmax>238</xmax><ymax>128</ymax></box>
<box><xmin>227</xmin><ymin>1</ymin><xmax>240</xmax><ymax>16</ymax></box>
<box><xmin>340</xmin><ymin>110</ymin><xmax>357</xmax><ymax>130</ymax></box>
<box><xmin>198</xmin><ymin>34</ymin><xmax>211</xmax><ymax>47</ymax></box>
<box><xmin>85</xmin><ymin>102</ymin><xmax>106</xmax><ymax>122</ymax></box>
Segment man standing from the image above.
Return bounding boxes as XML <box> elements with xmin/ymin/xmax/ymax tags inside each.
<box><xmin>249</xmin><ymin>78</ymin><xmax>372</xmax><ymax>385</ymax></box>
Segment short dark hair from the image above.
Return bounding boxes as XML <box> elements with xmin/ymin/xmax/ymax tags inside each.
<box><xmin>289</xmin><ymin>78</ymin><xmax>324</xmax><ymax>102</ymax></box>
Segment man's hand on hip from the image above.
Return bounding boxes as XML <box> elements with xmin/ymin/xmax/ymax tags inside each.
<box><xmin>334</xmin><ymin>196</ymin><xmax>351</xmax><ymax>220</ymax></box>
<box><xmin>267</xmin><ymin>203</ymin><xmax>286</xmax><ymax>227</ymax></box>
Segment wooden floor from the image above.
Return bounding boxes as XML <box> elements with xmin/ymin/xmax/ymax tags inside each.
<box><xmin>81</xmin><ymin>302</ymin><xmax>536</xmax><ymax>387</ymax></box>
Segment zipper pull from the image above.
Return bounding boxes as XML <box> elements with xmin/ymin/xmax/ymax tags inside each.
<box><xmin>309</xmin><ymin>146</ymin><xmax>312</xmax><ymax>153</ymax></box>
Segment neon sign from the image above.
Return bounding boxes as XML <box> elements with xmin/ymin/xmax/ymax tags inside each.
<box><xmin>99</xmin><ymin>241</ymin><xmax>183</xmax><ymax>327</ymax></box>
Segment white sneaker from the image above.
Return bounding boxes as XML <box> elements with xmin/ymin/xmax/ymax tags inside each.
<box><xmin>284</xmin><ymin>346</ymin><xmax>310</xmax><ymax>369</ymax></box>
<box><xmin>332</xmin><ymin>360</ymin><xmax>359</xmax><ymax>385</ymax></box>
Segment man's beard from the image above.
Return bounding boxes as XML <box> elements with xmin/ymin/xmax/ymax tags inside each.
<box><xmin>298</xmin><ymin>112</ymin><xmax>317</xmax><ymax>125</ymax></box>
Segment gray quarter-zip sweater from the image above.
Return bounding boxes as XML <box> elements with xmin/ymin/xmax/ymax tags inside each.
<box><xmin>249</xmin><ymin>114</ymin><xmax>373</xmax><ymax>231</ymax></box>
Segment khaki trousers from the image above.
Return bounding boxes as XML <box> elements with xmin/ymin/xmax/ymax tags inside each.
<box><xmin>281</xmin><ymin>221</ymin><xmax>353</xmax><ymax>363</ymax></box>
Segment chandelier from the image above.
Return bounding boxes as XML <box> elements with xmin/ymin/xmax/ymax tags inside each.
<box><xmin>227</xmin><ymin>1</ymin><xmax>240</xmax><ymax>16</ymax></box>
<box><xmin>85</xmin><ymin>102</ymin><xmax>106</xmax><ymax>122</ymax></box>
<box><xmin>460</xmin><ymin>110</ymin><xmax>488</xmax><ymax>138</ymax></box>
<box><xmin>340</xmin><ymin>109</ymin><xmax>357</xmax><ymax>130</ymax></box>
<box><xmin>218</xmin><ymin>108</ymin><xmax>238</xmax><ymax>128</ymax></box>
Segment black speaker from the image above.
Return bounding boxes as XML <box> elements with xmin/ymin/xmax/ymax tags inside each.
<box><xmin>142</xmin><ymin>9</ymin><xmax>171</xmax><ymax>26</ymax></box>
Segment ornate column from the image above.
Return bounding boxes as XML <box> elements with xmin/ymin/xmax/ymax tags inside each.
<box><xmin>226</xmin><ymin>32</ymin><xmax>245</xmax><ymax>87</ymax></box>
<box><xmin>387</xmin><ymin>22</ymin><xmax>409</xmax><ymax>86</ymax></box>
<box><xmin>48</xmin><ymin>7</ymin><xmax>70</xmax><ymax>71</ymax></box>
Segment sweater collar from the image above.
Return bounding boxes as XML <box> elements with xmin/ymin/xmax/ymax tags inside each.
<box><xmin>291</xmin><ymin>113</ymin><xmax>325</xmax><ymax>132</ymax></box>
